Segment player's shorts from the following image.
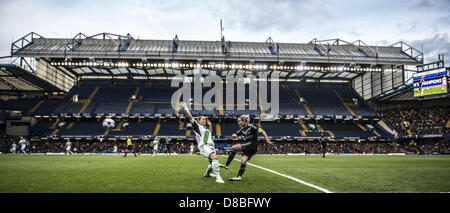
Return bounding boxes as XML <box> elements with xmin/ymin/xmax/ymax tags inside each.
<box><xmin>241</xmin><ymin>143</ymin><xmax>258</xmax><ymax>160</ymax></box>
<box><xmin>127</xmin><ymin>145</ymin><xmax>133</xmax><ymax>150</ymax></box>
<box><xmin>199</xmin><ymin>145</ymin><xmax>216</xmax><ymax>160</ymax></box>
<box><xmin>66</xmin><ymin>147</ymin><xmax>71</xmax><ymax>151</ymax></box>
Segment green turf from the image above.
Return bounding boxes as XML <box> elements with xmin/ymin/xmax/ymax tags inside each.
<box><xmin>0</xmin><ymin>154</ymin><xmax>449</xmax><ymax>193</ymax></box>
<box><xmin>414</xmin><ymin>85</ymin><xmax>447</xmax><ymax>97</ymax></box>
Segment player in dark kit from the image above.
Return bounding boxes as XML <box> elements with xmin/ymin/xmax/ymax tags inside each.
<box><xmin>221</xmin><ymin>115</ymin><xmax>273</xmax><ymax>181</ymax></box>
<box><xmin>419</xmin><ymin>75</ymin><xmax>425</xmax><ymax>96</ymax></box>
<box><xmin>320</xmin><ymin>131</ymin><xmax>327</xmax><ymax>158</ymax></box>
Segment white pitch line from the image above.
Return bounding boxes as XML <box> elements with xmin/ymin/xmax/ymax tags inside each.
<box><xmin>225</xmin><ymin>157</ymin><xmax>333</xmax><ymax>193</ymax></box>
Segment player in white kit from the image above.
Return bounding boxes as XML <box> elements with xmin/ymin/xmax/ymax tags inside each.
<box><xmin>180</xmin><ymin>102</ymin><xmax>224</xmax><ymax>183</ymax></box>
<box><xmin>113</xmin><ymin>145</ymin><xmax>118</xmax><ymax>154</ymax></box>
<box><xmin>442</xmin><ymin>75</ymin><xmax>447</xmax><ymax>91</ymax></box>
<box><xmin>18</xmin><ymin>136</ymin><xmax>28</xmax><ymax>157</ymax></box>
<box><xmin>152</xmin><ymin>137</ymin><xmax>160</xmax><ymax>156</ymax></box>
<box><xmin>65</xmin><ymin>139</ymin><xmax>73</xmax><ymax>155</ymax></box>
<box><xmin>189</xmin><ymin>143</ymin><xmax>195</xmax><ymax>155</ymax></box>
<box><xmin>11</xmin><ymin>142</ymin><xmax>17</xmax><ymax>154</ymax></box>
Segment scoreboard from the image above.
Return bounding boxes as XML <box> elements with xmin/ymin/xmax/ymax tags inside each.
<box><xmin>413</xmin><ymin>68</ymin><xmax>448</xmax><ymax>97</ymax></box>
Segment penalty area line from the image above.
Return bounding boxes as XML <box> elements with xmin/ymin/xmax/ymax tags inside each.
<box><xmin>224</xmin><ymin>157</ymin><xmax>333</xmax><ymax>193</ymax></box>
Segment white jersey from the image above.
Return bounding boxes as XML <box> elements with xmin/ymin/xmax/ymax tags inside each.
<box><xmin>65</xmin><ymin>142</ymin><xmax>72</xmax><ymax>150</ymax></box>
<box><xmin>153</xmin><ymin>139</ymin><xmax>159</xmax><ymax>150</ymax></box>
<box><xmin>190</xmin><ymin>144</ymin><xmax>194</xmax><ymax>152</ymax></box>
<box><xmin>18</xmin><ymin>139</ymin><xmax>27</xmax><ymax>150</ymax></box>
<box><xmin>113</xmin><ymin>145</ymin><xmax>118</xmax><ymax>153</ymax></box>
<box><xmin>190</xmin><ymin>119</ymin><xmax>215</xmax><ymax>149</ymax></box>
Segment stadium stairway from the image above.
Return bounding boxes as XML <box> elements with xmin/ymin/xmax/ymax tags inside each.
<box><xmin>299</xmin><ymin>123</ymin><xmax>307</xmax><ymax>136</ymax></box>
<box><xmin>109</xmin><ymin>87</ymin><xmax>142</xmax><ymax>134</ymax></box>
<box><xmin>53</xmin><ymin>86</ymin><xmax>100</xmax><ymax>136</ymax></box>
<box><xmin>334</xmin><ymin>90</ymin><xmax>381</xmax><ymax>137</ymax></box>
<box><xmin>294</xmin><ymin>88</ymin><xmax>313</xmax><ymax>115</ymax></box>
<box><xmin>186</xmin><ymin>128</ymin><xmax>191</xmax><ymax>136</ymax></box>
<box><xmin>28</xmin><ymin>100</ymin><xmax>44</xmax><ymax>114</ymax></box>
<box><xmin>126</xmin><ymin>87</ymin><xmax>141</xmax><ymax>113</ymax></box>
<box><xmin>333</xmin><ymin>90</ymin><xmax>356</xmax><ymax>116</ymax></box>
<box><xmin>215</xmin><ymin>123</ymin><xmax>221</xmax><ymax>137</ymax></box>
<box><xmin>376</xmin><ymin>119</ymin><xmax>396</xmax><ymax>137</ymax></box>
<box><xmin>153</xmin><ymin>122</ymin><xmax>161</xmax><ymax>136</ymax></box>
<box><xmin>295</xmin><ymin>88</ymin><xmax>333</xmax><ymax>137</ymax></box>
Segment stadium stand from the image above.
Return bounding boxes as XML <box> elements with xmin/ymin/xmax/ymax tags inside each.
<box><xmin>17</xmin><ymin>79</ymin><xmax>387</xmax><ymax>141</ymax></box>
<box><xmin>378</xmin><ymin>106</ymin><xmax>450</xmax><ymax>137</ymax></box>
<box><xmin>1</xmin><ymin>32</ymin><xmax>448</xmax><ymax>156</ymax></box>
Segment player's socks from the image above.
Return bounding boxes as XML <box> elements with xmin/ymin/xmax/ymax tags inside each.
<box><xmin>211</xmin><ymin>159</ymin><xmax>221</xmax><ymax>177</ymax></box>
<box><xmin>211</xmin><ymin>160</ymin><xmax>224</xmax><ymax>183</ymax></box>
<box><xmin>237</xmin><ymin>163</ymin><xmax>246</xmax><ymax>177</ymax></box>
<box><xmin>225</xmin><ymin>151</ymin><xmax>236</xmax><ymax>166</ymax></box>
<box><xmin>204</xmin><ymin>164</ymin><xmax>213</xmax><ymax>177</ymax></box>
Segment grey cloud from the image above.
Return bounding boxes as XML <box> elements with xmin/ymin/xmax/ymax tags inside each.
<box><xmin>408</xmin><ymin>34</ymin><xmax>450</xmax><ymax>63</ymax></box>
<box><xmin>408</xmin><ymin>0</ymin><xmax>450</xmax><ymax>9</ymax></box>
<box><xmin>205</xmin><ymin>0</ymin><xmax>334</xmax><ymax>33</ymax></box>
<box><xmin>408</xmin><ymin>0</ymin><xmax>432</xmax><ymax>9</ymax></box>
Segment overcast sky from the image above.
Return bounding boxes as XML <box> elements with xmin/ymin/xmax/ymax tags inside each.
<box><xmin>1</xmin><ymin>0</ymin><xmax>449</xmax><ymax>63</ymax></box>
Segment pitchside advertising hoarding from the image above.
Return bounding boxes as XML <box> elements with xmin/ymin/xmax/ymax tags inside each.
<box><xmin>413</xmin><ymin>68</ymin><xmax>448</xmax><ymax>97</ymax></box>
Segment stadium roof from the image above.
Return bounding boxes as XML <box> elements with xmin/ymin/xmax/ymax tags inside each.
<box><xmin>0</xmin><ymin>64</ymin><xmax>61</xmax><ymax>94</ymax></box>
<box><xmin>9</xmin><ymin>32</ymin><xmax>424</xmax><ymax>81</ymax></box>
<box><xmin>12</xmin><ymin>32</ymin><xmax>423</xmax><ymax>64</ymax></box>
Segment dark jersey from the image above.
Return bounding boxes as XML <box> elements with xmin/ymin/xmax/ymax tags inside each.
<box><xmin>235</xmin><ymin>124</ymin><xmax>261</xmax><ymax>150</ymax></box>
<box><xmin>319</xmin><ymin>133</ymin><xmax>327</xmax><ymax>150</ymax></box>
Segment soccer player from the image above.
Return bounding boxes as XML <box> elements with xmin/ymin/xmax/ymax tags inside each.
<box><xmin>113</xmin><ymin>145</ymin><xmax>118</xmax><ymax>154</ymax></box>
<box><xmin>11</xmin><ymin>142</ymin><xmax>17</xmax><ymax>154</ymax></box>
<box><xmin>320</xmin><ymin>131</ymin><xmax>327</xmax><ymax>158</ymax></box>
<box><xmin>442</xmin><ymin>75</ymin><xmax>447</xmax><ymax>91</ymax></box>
<box><xmin>18</xmin><ymin>136</ymin><xmax>28</xmax><ymax>157</ymax></box>
<box><xmin>189</xmin><ymin>143</ymin><xmax>195</xmax><ymax>155</ymax></box>
<box><xmin>180</xmin><ymin>102</ymin><xmax>224</xmax><ymax>183</ymax></box>
<box><xmin>65</xmin><ymin>139</ymin><xmax>73</xmax><ymax>155</ymax></box>
<box><xmin>221</xmin><ymin>115</ymin><xmax>273</xmax><ymax>181</ymax></box>
<box><xmin>124</xmin><ymin>137</ymin><xmax>137</xmax><ymax>157</ymax></box>
<box><xmin>420</xmin><ymin>75</ymin><xmax>425</xmax><ymax>96</ymax></box>
<box><xmin>152</xmin><ymin>137</ymin><xmax>160</xmax><ymax>156</ymax></box>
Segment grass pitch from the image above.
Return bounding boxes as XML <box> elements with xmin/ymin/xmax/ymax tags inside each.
<box><xmin>0</xmin><ymin>154</ymin><xmax>449</xmax><ymax>193</ymax></box>
<box><xmin>414</xmin><ymin>85</ymin><xmax>447</xmax><ymax>97</ymax></box>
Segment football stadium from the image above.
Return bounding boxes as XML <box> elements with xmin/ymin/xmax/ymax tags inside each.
<box><xmin>0</xmin><ymin>31</ymin><xmax>449</xmax><ymax>198</ymax></box>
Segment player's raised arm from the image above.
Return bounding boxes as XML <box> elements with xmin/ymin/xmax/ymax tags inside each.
<box><xmin>259</xmin><ymin>128</ymin><xmax>273</xmax><ymax>145</ymax></box>
<box><xmin>180</xmin><ymin>102</ymin><xmax>193</xmax><ymax>121</ymax></box>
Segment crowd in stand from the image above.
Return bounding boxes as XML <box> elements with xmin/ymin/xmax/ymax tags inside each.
<box><xmin>1</xmin><ymin>135</ymin><xmax>448</xmax><ymax>155</ymax></box>
<box><xmin>258</xmin><ymin>140</ymin><xmax>448</xmax><ymax>154</ymax></box>
<box><xmin>378</xmin><ymin>106</ymin><xmax>450</xmax><ymax>136</ymax></box>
